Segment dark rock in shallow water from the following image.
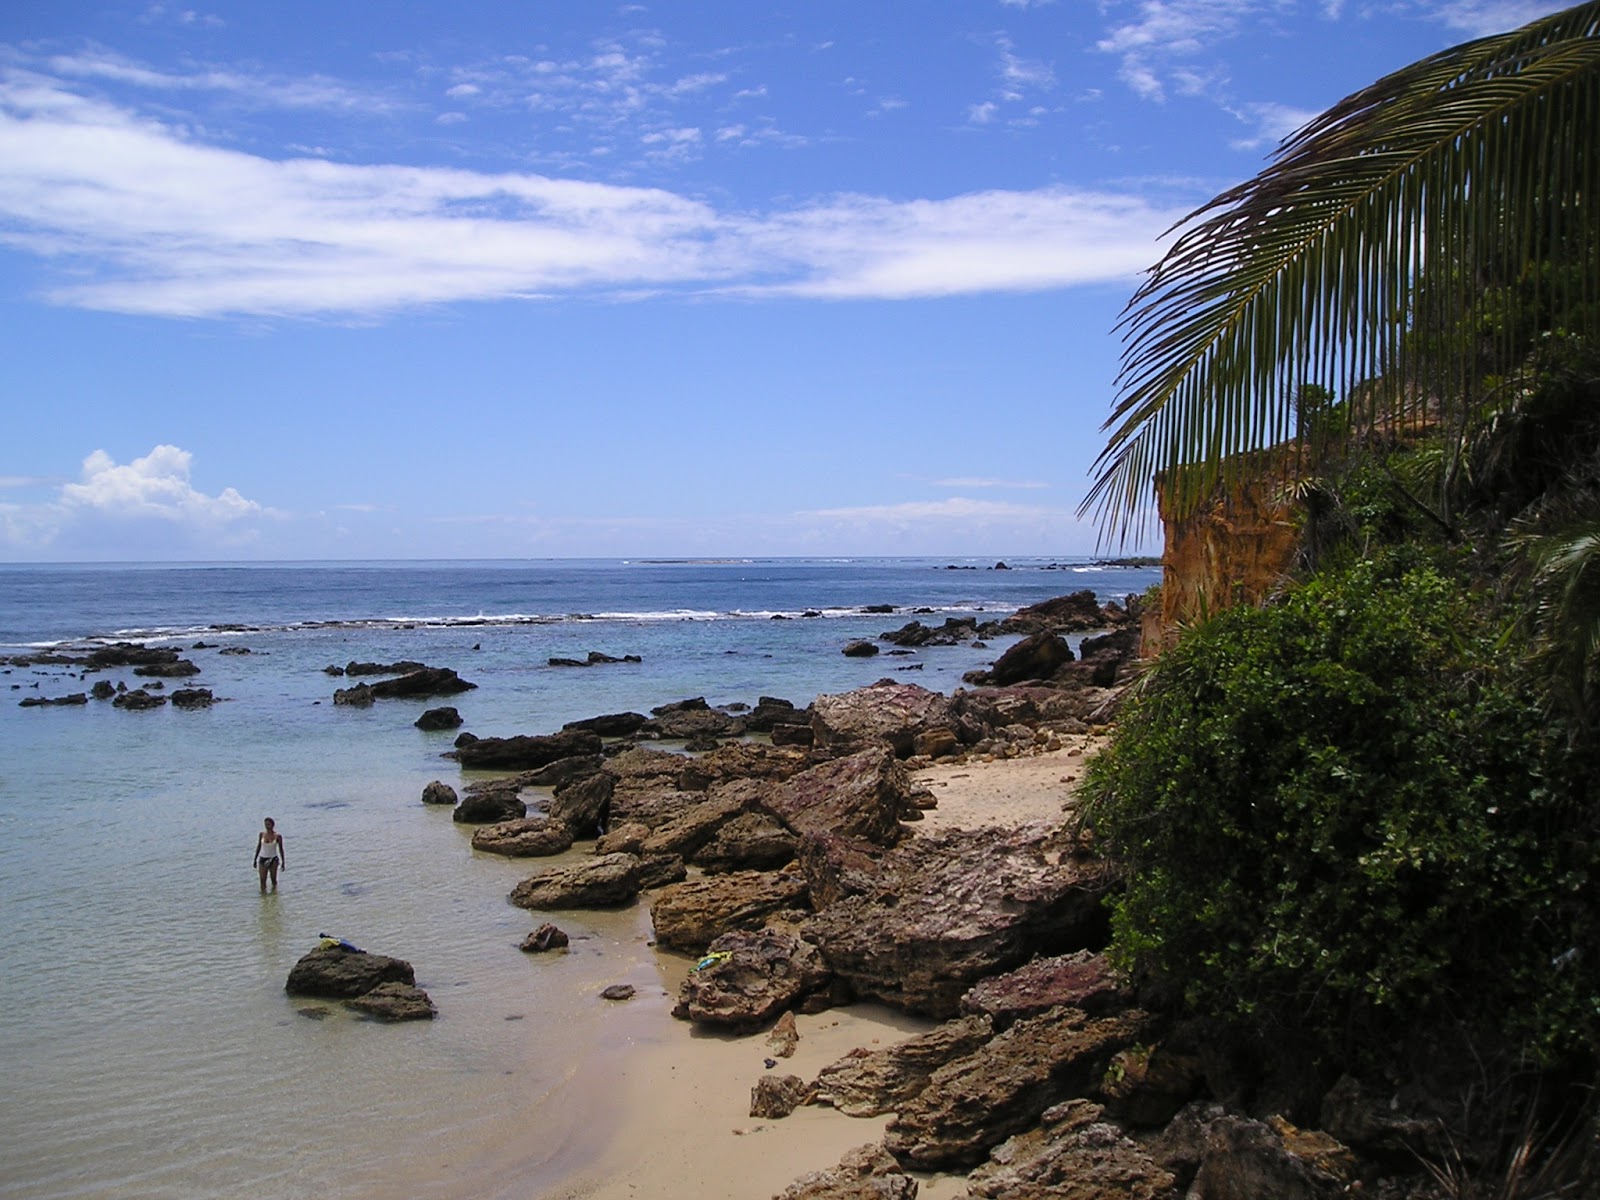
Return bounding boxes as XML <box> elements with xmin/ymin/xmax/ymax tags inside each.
<box><xmin>344</xmin><ymin>660</ymin><xmax>426</xmax><ymax>677</ymax></box>
<box><xmin>976</xmin><ymin>632</ymin><xmax>1075</xmax><ymax>687</ymax></box>
<box><xmin>520</xmin><ymin>923</ymin><xmax>569</xmax><ymax>952</ymax></box>
<box><xmin>841</xmin><ymin>639</ymin><xmax>879</xmax><ymax>657</ymax></box>
<box><xmin>20</xmin><ymin>692</ymin><xmax>88</xmax><ymax>708</ymax></box>
<box><xmin>563</xmin><ymin>711</ymin><xmax>648</xmax><ymax>737</ymax></box>
<box><xmin>286</xmin><ymin>946</ymin><xmax>415</xmax><ymax>998</ymax></box>
<box><xmin>87</xmin><ymin>643</ymin><xmax>179</xmax><ymax>669</ymax></box>
<box><xmin>471</xmin><ymin>816</ymin><xmax>574</xmax><ymax>857</ymax></box>
<box><xmin>453</xmin><ymin>729</ymin><xmax>603</xmax><ymax>770</ymax></box>
<box><xmin>366</xmin><ymin>667</ymin><xmax>475</xmax><ymax>699</ymax></box>
<box><xmin>345</xmin><ymin>981</ymin><xmax>436</xmax><ymax>1021</ymax></box>
<box><xmin>113</xmin><ymin>688</ymin><xmax>166</xmax><ymax>710</ymax></box>
<box><xmin>90</xmin><ymin>680</ymin><xmax>116</xmax><ymax>700</ymax></box>
<box><xmin>453</xmin><ymin>790</ymin><xmax>526</xmax><ymax>824</ymax></box>
<box><xmin>600</xmin><ymin>983</ymin><xmax>636</xmax><ymax>1001</ymax></box>
<box><xmin>508</xmin><ymin>853</ymin><xmax>642</xmax><ymax>910</ymax></box>
<box><xmin>547</xmin><ymin>770</ymin><xmax>615</xmax><ymax>838</ymax></box>
<box><xmin>421</xmin><ymin>779</ymin><xmax>458</xmax><ymax>806</ymax></box>
<box><xmin>415</xmin><ymin>706</ymin><xmax>463</xmax><ymax>731</ymax></box>
<box><xmin>170</xmin><ymin>687</ymin><xmax>215</xmax><ymax>709</ymax></box>
<box><xmin>135</xmin><ymin>659</ymin><xmax>201</xmax><ymax>678</ymax></box>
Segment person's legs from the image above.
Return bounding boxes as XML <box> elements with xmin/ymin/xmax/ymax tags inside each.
<box><xmin>266</xmin><ymin>858</ymin><xmax>279</xmax><ymax>891</ymax></box>
<box><xmin>259</xmin><ymin>859</ymin><xmax>271</xmax><ymax>892</ymax></box>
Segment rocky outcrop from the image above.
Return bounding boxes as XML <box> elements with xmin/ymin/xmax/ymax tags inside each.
<box><xmin>694</xmin><ymin>812</ymin><xmax>797</xmax><ymax>873</ymax></box>
<box><xmin>285</xmin><ymin>945</ymin><xmax>416</xmax><ymax>998</ymax></box>
<box><xmin>760</xmin><ymin>748</ymin><xmax>912</xmax><ymax>848</ymax></box>
<box><xmin>87</xmin><ymin>643</ymin><xmax>180</xmax><ymax>669</ymax></box>
<box><xmin>521</xmin><ymin>923</ymin><xmax>570</xmax><ymax>952</ymax></box>
<box><xmin>775</xmin><ymin>1144</ymin><xmax>918</xmax><ymax>1200</ymax></box>
<box><xmin>800</xmin><ymin>825</ymin><xmax>1116</xmax><ymax>1018</ymax></box>
<box><xmin>170</xmin><ymin>687</ymin><xmax>216</xmax><ymax>708</ymax></box>
<box><xmin>810</xmin><ymin>681</ymin><xmax>954</xmax><ymax>758</ymax></box>
<box><xmin>345</xmin><ymin>982</ymin><xmax>436</xmax><ymax>1022</ymax></box>
<box><xmin>960</xmin><ymin>952</ymin><xmax>1132</xmax><ymax>1030</ymax></box>
<box><xmin>508</xmin><ymin>853</ymin><xmax>642</xmax><ymax>910</ymax></box>
<box><xmin>415</xmin><ymin>706</ymin><xmax>463</xmax><ymax>731</ymax></box>
<box><xmin>453</xmin><ymin>729</ymin><xmax>604</xmax><ymax>770</ymax></box>
<box><xmin>453</xmin><ymin>790</ymin><xmax>526</xmax><ymax>825</ymax></box>
<box><xmin>881</xmin><ymin>616</ymin><xmax>990</xmax><ymax>647</ymax></box>
<box><xmin>649</xmin><ymin>867</ymin><xmax>810</xmax><ymax>952</ymax></box>
<box><xmin>975</xmin><ymin>634</ymin><xmax>1075</xmax><ymax>687</ymax></box>
<box><xmin>134</xmin><ymin>659</ymin><xmax>201</xmax><ymax>678</ymax></box>
<box><xmin>640</xmin><ymin>790</ymin><xmax>745</xmax><ymax>859</ymax></box>
<box><xmin>1148</xmin><ymin>1104</ymin><xmax>1356</xmax><ymax>1200</ymax></box>
<box><xmin>751</xmin><ymin>1073</ymin><xmax>813</xmax><ymax>1119</ymax></box>
<box><xmin>547</xmin><ymin>770</ymin><xmax>615</xmax><ymax>838</ymax></box>
<box><xmin>964</xmin><ymin>1099</ymin><xmax>1179</xmax><ymax>1200</ymax></box>
<box><xmin>470</xmin><ymin>816</ymin><xmax>575</xmax><ymax>857</ymax></box>
<box><xmin>344</xmin><ymin>660</ymin><xmax>426</xmax><ymax>676</ymax></box>
<box><xmin>336</xmin><ymin>667</ymin><xmax>476</xmax><ymax>704</ymax></box>
<box><xmin>19</xmin><ymin>693</ymin><xmax>88</xmax><ymax>707</ymax></box>
<box><xmin>884</xmin><ymin>1004</ymin><xmax>1151</xmax><ymax>1168</ymax></box>
<box><xmin>812</xmin><ymin>1014</ymin><xmax>995</xmax><ymax>1117</ymax></box>
<box><xmin>842</xmin><ymin>639</ymin><xmax>880</xmax><ymax>657</ymax></box>
<box><xmin>1000</xmin><ymin>591</ymin><xmax>1119</xmax><ymax>635</ymax></box>
<box><xmin>562</xmin><ymin>711</ymin><xmax>648</xmax><ymax>737</ymax></box>
<box><xmin>673</xmin><ymin>929</ymin><xmax>832</xmax><ymax>1030</ymax></box>
<box><xmin>113</xmin><ymin>688</ymin><xmax>166</xmax><ymax>710</ymax></box>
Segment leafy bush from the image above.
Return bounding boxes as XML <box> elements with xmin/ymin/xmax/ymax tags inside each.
<box><xmin>1082</xmin><ymin>552</ymin><xmax>1600</xmax><ymax>1068</ymax></box>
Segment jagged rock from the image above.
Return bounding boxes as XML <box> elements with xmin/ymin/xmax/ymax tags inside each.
<box><xmin>113</xmin><ymin>688</ymin><xmax>166</xmax><ymax>710</ymax></box>
<box><xmin>964</xmin><ymin>1099</ymin><xmax>1179</xmax><ymax>1200</ymax></box>
<box><xmin>796</xmin><ymin>832</ymin><xmax>887</xmax><ymax>911</ymax></box>
<box><xmin>673</xmin><ymin>928</ymin><xmax>832</xmax><ymax>1030</ymax></box>
<box><xmin>508</xmin><ymin>853</ymin><xmax>641</xmax><ymax>910</ymax></box>
<box><xmin>911</xmin><ymin>729</ymin><xmax>959</xmax><ymax>759</ymax></box>
<box><xmin>645</xmin><ymin>703</ymin><xmax>744</xmax><ymax>740</ymax></box>
<box><xmin>562</xmin><ymin>711</ymin><xmax>648</xmax><ymax>737</ymax></box>
<box><xmin>744</xmin><ymin>696</ymin><xmax>802</xmax><ymax>731</ymax></box>
<box><xmin>801</xmin><ymin>826</ymin><xmax>1116</xmax><ymax>1017</ymax></box>
<box><xmin>676</xmin><ymin>743</ymin><xmax>814</xmax><ymax>790</ymax></box>
<box><xmin>813</xmin><ymin>1015</ymin><xmax>994</xmax><ymax>1117</ymax></box>
<box><xmin>751</xmin><ymin>1074</ymin><xmax>812</xmax><ymax>1119</ymax></box>
<box><xmin>638</xmin><ymin>852</ymin><xmax>688</xmax><ymax>889</ymax></box>
<box><xmin>134</xmin><ymin>659</ymin><xmax>201</xmax><ymax>678</ymax></box>
<box><xmin>978</xmin><ymin>633</ymin><xmax>1075</xmax><ymax>687</ymax></box>
<box><xmin>87</xmin><ymin>643</ymin><xmax>179</xmax><ymax>668</ymax></box>
<box><xmin>842</xmin><ymin>639</ymin><xmax>880</xmax><ymax>657</ymax></box>
<box><xmin>334</xmin><ymin>682</ymin><xmax>375</xmax><ymax>706</ymax></box>
<box><xmin>20</xmin><ymin>693</ymin><xmax>88</xmax><ymax>708</ymax></box>
<box><xmin>362</xmin><ymin>667</ymin><xmax>476</xmax><ymax>700</ymax></box>
<box><xmin>641</xmin><ymin>790</ymin><xmax>746</xmax><ymax>859</ymax></box>
<box><xmin>1149</xmin><ymin>1103</ymin><xmax>1356</xmax><ymax>1200</ymax></box>
<box><xmin>760</xmin><ymin>748</ymin><xmax>911</xmax><ymax>848</ymax></box>
<box><xmin>344</xmin><ymin>660</ymin><xmax>426</xmax><ymax>676</ymax></box>
<box><xmin>453</xmin><ymin>790</ymin><xmax>527</xmax><ymax>825</ymax></box>
<box><xmin>961</xmin><ymin>952</ymin><xmax>1132</xmax><ymax>1030</ymax></box>
<box><xmin>1100</xmin><ymin>1042</ymin><xmax>1204</xmax><ymax>1129</ymax></box>
<box><xmin>345</xmin><ymin>982</ymin><xmax>436</xmax><ymax>1022</ymax></box>
<box><xmin>772</xmin><ymin>722</ymin><xmax>816</xmax><ymax>747</ymax></box>
<box><xmin>884</xmin><ymin>1004</ymin><xmax>1151</xmax><ymax>1169</ymax></box>
<box><xmin>595</xmin><ymin>821</ymin><xmax>650</xmax><ymax>855</ymax></box>
<box><xmin>170</xmin><ymin>687</ymin><xmax>215</xmax><ymax>708</ymax></box>
<box><xmin>471</xmin><ymin>816</ymin><xmax>575</xmax><ymax>857</ymax></box>
<box><xmin>547</xmin><ymin>770</ymin><xmax>615</xmax><ymax>838</ymax></box>
<box><xmin>769</xmin><ymin>1010</ymin><xmax>800</xmax><ymax>1058</ymax></box>
<box><xmin>1000</xmin><ymin>591</ymin><xmax>1115</xmax><ymax>634</ymax></box>
<box><xmin>1063</xmin><ymin>627</ymin><xmax>1140</xmax><ymax>688</ymax></box>
<box><xmin>421</xmin><ymin>780</ymin><xmax>458</xmax><ymax>806</ymax></box>
<box><xmin>285</xmin><ymin>946</ymin><xmax>415</xmax><ymax>998</ymax></box>
<box><xmin>90</xmin><ymin>680</ymin><xmax>116</xmax><ymax>700</ymax></box>
<box><xmin>811</xmin><ymin>681</ymin><xmax>954</xmax><ymax>758</ymax></box>
<box><xmin>650</xmin><ymin>867</ymin><xmax>811</xmax><ymax>952</ymax></box>
<box><xmin>454</xmin><ymin>729</ymin><xmax>603</xmax><ymax>770</ymax></box>
<box><xmin>693</xmin><ymin>812</ymin><xmax>798</xmax><ymax>873</ymax></box>
<box><xmin>775</xmin><ymin>1144</ymin><xmax>918</xmax><ymax>1200</ymax></box>
<box><xmin>520</xmin><ymin>754</ymin><xmax>606</xmax><ymax>788</ymax></box>
<box><xmin>601</xmin><ymin>984</ymin><xmax>636</xmax><ymax>1001</ymax></box>
<box><xmin>520</xmin><ymin>923</ymin><xmax>570</xmax><ymax>952</ymax></box>
<box><xmin>415</xmin><ymin>706</ymin><xmax>463</xmax><ymax>730</ymax></box>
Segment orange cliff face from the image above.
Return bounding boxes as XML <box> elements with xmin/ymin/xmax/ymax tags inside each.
<box><xmin>1141</xmin><ymin>463</ymin><xmax>1301</xmax><ymax>656</ymax></box>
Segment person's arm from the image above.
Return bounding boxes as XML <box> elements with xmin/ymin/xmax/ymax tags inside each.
<box><xmin>253</xmin><ymin>833</ymin><xmax>262</xmax><ymax>866</ymax></box>
<box><xmin>277</xmin><ymin>835</ymin><xmax>285</xmax><ymax>869</ymax></box>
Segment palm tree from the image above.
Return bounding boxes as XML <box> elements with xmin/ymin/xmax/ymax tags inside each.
<box><xmin>1083</xmin><ymin>2</ymin><xmax>1600</xmax><ymax>545</ymax></box>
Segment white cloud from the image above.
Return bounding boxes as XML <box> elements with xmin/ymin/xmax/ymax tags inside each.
<box><xmin>1227</xmin><ymin>100</ymin><xmax>1319</xmax><ymax>150</ymax></box>
<box><xmin>46</xmin><ymin>50</ymin><xmax>394</xmax><ymax>114</ymax></box>
<box><xmin>61</xmin><ymin>445</ymin><xmax>263</xmax><ymax>524</ymax></box>
<box><xmin>1096</xmin><ymin>0</ymin><xmax>1282</xmax><ymax>102</ymax></box>
<box><xmin>0</xmin><ymin>71</ymin><xmax>1183</xmax><ymax>316</ymax></box>
<box><xmin>931</xmin><ymin>477</ymin><xmax>1051</xmax><ymax>489</ymax></box>
<box><xmin>1422</xmin><ymin>1</ymin><xmax>1557</xmax><ymax>37</ymax></box>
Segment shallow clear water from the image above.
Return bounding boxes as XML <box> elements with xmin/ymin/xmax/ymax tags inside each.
<box><xmin>0</xmin><ymin>557</ymin><xmax>1157</xmax><ymax>1199</ymax></box>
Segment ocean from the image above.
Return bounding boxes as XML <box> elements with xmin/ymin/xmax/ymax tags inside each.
<box><xmin>0</xmin><ymin>557</ymin><xmax>1159</xmax><ymax>1200</ymax></box>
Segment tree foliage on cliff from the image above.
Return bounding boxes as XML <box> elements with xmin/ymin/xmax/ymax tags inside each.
<box><xmin>1080</xmin><ymin>553</ymin><xmax>1600</xmax><ymax>1068</ymax></box>
<box><xmin>1085</xmin><ymin>2</ymin><xmax>1600</xmax><ymax>544</ymax></box>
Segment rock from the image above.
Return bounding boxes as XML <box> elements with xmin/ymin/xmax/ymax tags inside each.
<box><xmin>645</xmin><ymin>704</ymin><xmax>744</xmax><ymax>740</ymax></box>
<box><xmin>801</xmin><ymin>826</ymin><xmax>1116</xmax><ymax>1018</ymax></box>
<box><xmin>813</xmin><ymin>1015</ymin><xmax>995</xmax><ymax>1117</ymax></box>
<box><xmin>522</xmin><ymin>754</ymin><xmax>606</xmax><ymax>788</ymax></box>
<box><xmin>960</xmin><ymin>951</ymin><xmax>1133</xmax><ymax>1030</ymax></box>
<box><xmin>638</xmin><ymin>852</ymin><xmax>688</xmax><ymax>890</ymax></box>
<box><xmin>964</xmin><ymin>1099</ymin><xmax>1179</xmax><ymax>1200</ymax></box>
<box><xmin>547</xmin><ymin>770</ymin><xmax>615</xmax><ymax>838</ymax></box>
<box><xmin>19</xmin><ymin>693</ymin><xmax>88</xmax><ymax>708</ymax></box>
<box><xmin>650</xmin><ymin>867</ymin><xmax>811</xmax><ymax>953</ymax></box>
<box><xmin>768</xmin><ymin>1010</ymin><xmax>800</xmax><ymax>1058</ymax></box>
<box><xmin>134</xmin><ymin>659</ymin><xmax>201</xmax><ymax>678</ymax></box>
<box><xmin>562</xmin><ymin>711</ymin><xmax>648</xmax><ymax>737</ymax></box>
<box><xmin>884</xmin><ymin>1004</ymin><xmax>1151</xmax><ymax>1169</ymax></box>
<box><xmin>415</xmin><ymin>706</ymin><xmax>463</xmax><ymax>731</ymax></box>
<box><xmin>641</xmin><ymin>790</ymin><xmax>746</xmax><ymax>859</ymax></box>
<box><xmin>344</xmin><ymin>660</ymin><xmax>426</xmax><ymax>676</ymax></box>
<box><xmin>811</xmin><ymin>681</ymin><xmax>954</xmax><ymax>758</ymax></box>
<box><xmin>744</xmin><ymin>696</ymin><xmax>801</xmax><ymax>731</ymax></box>
<box><xmin>420</xmin><ymin>780</ymin><xmax>458</xmax><ymax>806</ymax></box>
<box><xmin>775</xmin><ymin>1144</ymin><xmax>918</xmax><ymax>1200</ymax></box>
<box><xmin>333</xmin><ymin>682</ymin><xmax>375</xmax><ymax>706</ymax></box>
<box><xmin>1001</xmin><ymin>591</ymin><xmax>1115</xmax><ymax>635</ymax></box>
<box><xmin>1316</xmin><ymin>1075</ymin><xmax>1447</xmax><ymax>1164</ymax></box>
<box><xmin>882</xmin><ymin>617</ymin><xmax>982</xmax><ymax>647</ymax></box>
<box><xmin>87</xmin><ymin>643</ymin><xmax>179</xmax><ymax>669</ymax></box>
<box><xmin>842</xmin><ymin>640</ymin><xmax>881</xmax><ymax>657</ymax></box>
<box><xmin>673</xmin><ymin>929</ymin><xmax>832</xmax><ymax>1030</ymax></box>
<box><xmin>471</xmin><ymin>816</ymin><xmax>576</xmax><ymax>857</ymax></box>
<box><xmin>771</xmin><ymin>722</ymin><xmax>816</xmax><ymax>747</ymax></box>
<box><xmin>600</xmin><ymin>984</ymin><xmax>636</xmax><ymax>1001</ymax></box>
<box><xmin>750</xmin><ymin>1074</ymin><xmax>812</xmax><ymax>1119</ymax></box>
<box><xmin>978</xmin><ymin>633</ymin><xmax>1075</xmax><ymax>687</ymax></box>
<box><xmin>90</xmin><ymin>680</ymin><xmax>116</xmax><ymax>700</ymax></box>
<box><xmin>285</xmin><ymin>946</ymin><xmax>415</xmax><ymax>998</ymax></box>
<box><xmin>1150</xmin><ymin>1104</ymin><xmax>1355</xmax><ymax>1200</ymax></box>
<box><xmin>677</xmin><ymin>744</ymin><xmax>814</xmax><ymax>791</ymax></box>
<box><xmin>113</xmin><ymin>688</ymin><xmax>166</xmax><ymax>710</ymax></box>
<box><xmin>693</xmin><ymin>812</ymin><xmax>798</xmax><ymax>874</ymax></box>
<box><xmin>595</xmin><ymin>821</ymin><xmax>650</xmax><ymax>855</ymax></box>
<box><xmin>345</xmin><ymin>982</ymin><xmax>436</xmax><ymax>1022</ymax></box>
<box><xmin>911</xmin><ymin>729</ymin><xmax>959</xmax><ymax>759</ymax></box>
<box><xmin>760</xmin><ymin>748</ymin><xmax>912</xmax><ymax>848</ymax></box>
<box><xmin>453</xmin><ymin>790</ymin><xmax>527</xmax><ymax>825</ymax></box>
<box><xmin>1100</xmin><ymin>1042</ymin><xmax>1204</xmax><ymax>1129</ymax></box>
<box><xmin>453</xmin><ymin>729</ymin><xmax>604</xmax><ymax>770</ymax></box>
<box><xmin>170</xmin><ymin>687</ymin><xmax>215</xmax><ymax>708</ymax></box>
<box><xmin>508</xmin><ymin>853</ymin><xmax>641</xmax><ymax>910</ymax></box>
<box><xmin>520</xmin><ymin>923</ymin><xmax>570</xmax><ymax>952</ymax></box>
<box><xmin>363</xmin><ymin>667</ymin><xmax>476</xmax><ymax>699</ymax></box>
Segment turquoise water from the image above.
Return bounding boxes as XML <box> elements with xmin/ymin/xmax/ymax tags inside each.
<box><xmin>0</xmin><ymin>558</ymin><xmax>1156</xmax><ymax>1198</ymax></box>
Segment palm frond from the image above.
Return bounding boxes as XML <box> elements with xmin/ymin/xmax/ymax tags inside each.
<box><xmin>1085</xmin><ymin>2</ymin><xmax>1600</xmax><ymax>545</ymax></box>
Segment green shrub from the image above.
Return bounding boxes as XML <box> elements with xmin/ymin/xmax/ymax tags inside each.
<box><xmin>1082</xmin><ymin>553</ymin><xmax>1599</xmax><ymax>1068</ymax></box>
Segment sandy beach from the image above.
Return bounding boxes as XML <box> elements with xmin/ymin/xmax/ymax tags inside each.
<box><xmin>532</xmin><ymin>736</ymin><xmax>1103</xmax><ymax>1200</ymax></box>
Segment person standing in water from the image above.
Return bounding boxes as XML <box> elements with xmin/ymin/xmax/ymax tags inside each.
<box><xmin>254</xmin><ymin>818</ymin><xmax>285</xmax><ymax>893</ymax></box>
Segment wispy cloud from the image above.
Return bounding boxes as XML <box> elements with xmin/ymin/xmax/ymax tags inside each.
<box><xmin>0</xmin><ymin>70</ymin><xmax>1184</xmax><ymax>317</ymax></box>
<box><xmin>966</xmin><ymin>33</ymin><xmax>1057</xmax><ymax>127</ymax></box>
<box><xmin>1096</xmin><ymin>0</ymin><xmax>1278</xmax><ymax>102</ymax></box>
<box><xmin>47</xmin><ymin>49</ymin><xmax>396</xmax><ymax>114</ymax></box>
<box><xmin>1227</xmin><ymin>99</ymin><xmax>1319</xmax><ymax>150</ymax></box>
<box><xmin>930</xmin><ymin>477</ymin><xmax>1051</xmax><ymax>489</ymax></box>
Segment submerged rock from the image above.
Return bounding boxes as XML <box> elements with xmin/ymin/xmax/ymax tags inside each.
<box><xmin>470</xmin><ymin>816</ymin><xmax>574</xmax><ymax>857</ymax></box>
<box><xmin>345</xmin><ymin>981</ymin><xmax>436</xmax><ymax>1022</ymax></box>
<box><xmin>285</xmin><ymin>946</ymin><xmax>415</xmax><ymax>999</ymax></box>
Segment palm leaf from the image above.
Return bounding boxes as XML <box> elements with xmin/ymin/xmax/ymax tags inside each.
<box><xmin>1085</xmin><ymin>2</ymin><xmax>1600</xmax><ymax>545</ymax></box>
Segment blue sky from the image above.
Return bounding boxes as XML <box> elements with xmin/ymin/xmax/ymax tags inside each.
<box><xmin>0</xmin><ymin>0</ymin><xmax>1562</xmax><ymax>561</ymax></box>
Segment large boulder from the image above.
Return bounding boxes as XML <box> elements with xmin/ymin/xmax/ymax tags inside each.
<box><xmin>362</xmin><ymin>667</ymin><xmax>476</xmax><ymax>699</ymax></box>
<box><xmin>812</xmin><ymin>1014</ymin><xmax>995</xmax><ymax>1117</ymax></box>
<box><xmin>759</xmin><ymin>748</ymin><xmax>912</xmax><ymax>848</ymax></box>
<box><xmin>811</xmin><ymin>681</ymin><xmax>954</xmax><ymax>758</ymax></box>
<box><xmin>1000</xmin><ymin>591</ymin><xmax>1115</xmax><ymax>635</ymax></box>
<box><xmin>415</xmin><ymin>706</ymin><xmax>463</xmax><ymax>731</ymax></box>
<box><xmin>453</xmin><ymin>789</ymin><xmax>527</xmax><ymax>825</ymax></box>
<box><xmin>800</xmin><ymin>825</ymin><xmax>1116</xmax><ymax>1017</ymax></box>
<box><xmin>960</xmin><ymin>951</ymin><xmax>1133</xmax><ymax>1030</ymax></box>
<box><xmin>508</xmin><ymin>853</ymin><xmax>642</xmax><ymax>910</ymax></box>
<box><xmin>672</xmin><ymin>929</ymin><xmax>832</xmax><ymax>1030</ymax></box>
<box><xmin>453</xmin><ymin>729</ymin><xmax>603</xmax><ymax>770</ymax></box>
<box><xmin>884</xmin><ymin>1004</ymin><xmax>1151</xmax><ymax>1169</ymax></box>
<box><xmin>421</xmin><ymin>780</ymin><xmax>458</xmax><ymax>806</ymax></box>
<box><xmin>641</xmin><ymin>790</ymin><xmax>746</xmax><ymax>859</ymax></box>
<box><xmin>345</xmin><ymin>982</ymin><xmax>436</xmax><ymax>1022</ymax></box>
<box><xmin>775</xmin><ymin>1144</ymin><xmax>918</xmax><ymax>1200</ymax></box>
<box><xmin>649</xmin><ymin>867</ymin><xmax>811</xmax><ymax>953</ymax></box>
<box><xmin>964</xmin><ymin>1099</ymin><xmax>1179</xmax><ymax>1200</ymax></box>
<box><xmin>979</xmin><ymin>633</ymin><xmax>1075</xmax><ymax>687</ymax></box>
<box><xmin>1149</xmin><ymin>1104</ymin><xmax>1356</xmax><ymax>1200</ymax></box>
<box><xmin>546</xmin><ymin>771</ymin><xmax>615</xmax><ymax>838</ymax></box>
<box><xmin>470</xmin><ymin>816</ymin><xmax>575</xmax><ymax>857</ymax></box>
<box><xmin>285</xmin><ymin>946</ymin><xmax>415</xmax><ymax>998</ymax></box>
<box><xmin>693</xmin><ymin>812</ymin><xmax>798</xmax><ymax>874</ymax></box>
